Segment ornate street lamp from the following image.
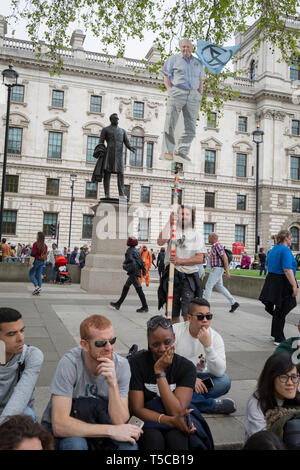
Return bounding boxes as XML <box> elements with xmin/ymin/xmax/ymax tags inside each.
<box><xmin>252</xmin><ymin>123</ymin><xmax>264</xmax><ymax>257</ymax></box>
<box><xmin>68</xmin><ymin>173</ymin><xmax>77</xmax><ymax>258</ymax></box>
<box><xmin>0</xmin><ymin>60</ymin><xmax>19</xmax><ymax>259</ymax></box>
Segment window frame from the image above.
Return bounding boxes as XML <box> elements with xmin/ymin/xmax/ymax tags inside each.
<box><xmin>5</xmin><ymin>175</ymin><xmax>19</xmax><ymax>193</ymax></box>
<box><xmin>146</xmin><ymin>142</ymin><xmax>154</xmax><ymax>168</ymax></box>
<box><xmin>238</xmin><ymin>116</ymin><xmax>248</xmax><ymax>133</ymax></box>
<box><xmin>90</xmin><ymin>95</ymin><xmax>102</xmax><ymax>113</ymax></box>
<box><xmin>204</xmin><ymin>150</ymin><xmax>216</xmax><ymax>175</ymax></box>
<box><xmin>86</xmin><ymin>135</ymin><xmax>100</xmax><ymax>163</ymax></box>
<box><xmin>47</xmin><ymin>131</ymin><xmax>63</xmax><ymax>160</ymax></box>
<box><xmin>46</xmin><ymin>178</ymin><xmax>60</xmax><ymax>196</ymax></box>
<box><xmin>11</xmin><ymin>85</ymin><xmax>25</xmax><ymax>103</ymax></box>
<box><xmin>43</xmin><ymin>212</ymin><xmax>58</xmax><ymax>236</ymax></box>
<box><xmin>204</xmin><ymin>192</ymin><xmax>215</xmax><ymax>208</ymax></box>
<box><xmin>138</xmin><ymin>218</ymin><xmax>149</xmax><ymax>241</ymax></box>
<box><xmin>82</xmin><ymin>214</ymin><xmax>94</xmax><ymax>239</ymax></box>
<box><xmin>140</xmin><ymin>186</ymin><xmax>151</xmax><ymax>204</ymax></box>
<box><xmin>237</xmin><ymin>195</ymin><xmax>246</xmax><ymax>211</ymax></box>
<box><xmin>235</xmin><ymin>224</ymin><xmax>246</xmax><ymax>244</ymax></box>
<box><xmin>51</xmin><ymin>90</ymin><xmax>64</xmax><ymax>108</ymax></box>
<box><xmin>203</xmin><ymin>223</ymin><xmax>214</xmax><ymax>244</ymax></box>
<box><xmin>7</xmin><ymin>127</ymin><xmax>23</xmax><ymax>155</ymax></box>
<box><xmin>292</xmin><ymin>197</ymin><xmax>300</xmax><ymax>213</ymax></box>
<box><xmin>291</xmin><ymin>156</ymin><xmax>300</xmax><ymax>180</ymax></box>
<box><xmin>85</xmin><ymin>182</ymin><xmax>98</xmax><ymax>199</ymax></box>
<box><xmin>133</xmin><ymin>101</ymin><xmax>145</xmax><ymax>119</ymax></box>
<box><xmin>130</xmin><ymin>136</ymin><xmax>144</xmax><ymax>167</ymax></box>
<box><xmin>207</xmin><ymin>112</ymin><xmax>217</xmax><ymax>129</ymax></box>
<box><xmin>2</xmin><ymin>210</ymin><xmax>17</xmax><ymax>235</ymax></box>
<box><xmin>292</xmin><ymin>120</ymin><xmax>300</xmax><ymax>136</ymax></box>
<box><xmin>236</xmin><ymin>153</ymin><xmax>247</xmax><ymax>178</ymax></box>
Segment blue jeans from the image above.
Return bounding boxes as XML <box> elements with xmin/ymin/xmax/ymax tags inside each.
<box><xmin>58</xmin><ymin>437</ymin><xmax>139</xmax><ymax>451</ymax></box>
<box><xmin>23</xmin><ymin>406</ymin><xmax>38</xmax><ymax>422</ymax></box>
<box><xmin>50</xmin><ymin>264</ymin><xmax>56</xmax><ymax>281</ymax></box>
<box><xmin>29</xmin><ymin>260</ymin><xmax>44</xmax><ymax>288</ymax></box>
<box><xmin>204</xmin><ymin>267</ymin><xmax>236</xmax><ymax>305</ymax></box>
<box><xmin>259</xmin><ymin>267</ymin><xmax>267</xmax><ymax>276</ymax></box>
<box><xmin>191</xmin><ymin>373</ymin><xmax>231</xmax><ymax>413</ymax></box>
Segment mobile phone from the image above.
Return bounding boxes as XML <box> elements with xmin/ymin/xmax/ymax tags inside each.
<box><xmin>202</xmin><ymin>377</ymin><xmax>214</xmax><ymax>389</ymax></box>
<box><xmin>185</xmin><ymin>413</ymin><xmax>193</xmax><ymax>430</ymax></box>
<box><xmin>128</xmin><ymin>416</ymin><xmax>144</xmax><ymax>429</ymax></box>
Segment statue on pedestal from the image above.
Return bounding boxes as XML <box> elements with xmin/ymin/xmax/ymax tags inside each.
<box><xmin>92</xmin><ymin>113</ymin><xmax>135</xmax><ymax>200</ymax></box>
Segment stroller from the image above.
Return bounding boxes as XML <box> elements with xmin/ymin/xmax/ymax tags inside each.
<box><xmin>55</xmin><ymin>256</ymin><xmax>72</xmax><ymax>284</ymax></box>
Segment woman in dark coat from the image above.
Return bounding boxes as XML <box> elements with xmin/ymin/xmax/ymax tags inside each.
<box><xmin>110</xmin><ymin>237</ymin><xmax>148</xmax><ymax>313</ymax></box>
<box><xmin>157</xmin><ymin>247</ymin><xmax>166</xmax><ymax>279</ymax></box>
<box><xmin>259</xmin><ymin>230</ymin><xmax>298</xmax><ymax>345</ymax></box>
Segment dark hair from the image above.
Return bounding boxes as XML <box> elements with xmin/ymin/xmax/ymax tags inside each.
<box><xmin>259</xmin><ymin>248</ymin><xmax>265</xmax><ymax>253</ymax></box>
<box><xmin>160</xmin><ymin>247</ymin><xmax>165</xmax><ymax>253</ymax></box>
<box><xmin>255</xmin><ymin>353</ymin><xmax>300</xmax><ymax>414</ymax></box>
<box><xmin>188</xmin><ymin>298</ymin><xmax>210</xmax><ymax>315</ymax></box>
<box><xmin>242</xmin><ymin>430</ymin><xmax>286</xmax><ymax>450</ymax></box>
<box><xmin>2</xmin><ymin>238</ymin><xmax>6</xmax><ymax>243</ymax></box>
<box><xmin>177</xmin><ymin>205</ymin><xmax>196</xmax><ymax>229</ymax></box>
<box><xmin>0</xmin><ymin>415</ymin><xmax>54</xmax><ymax>450</ymax></box>
<box><xmin>127</xmin><ymin>237</ymin><xmax>138</xmax><ymax>247</ymax></box>
<box><xmin>0</xmin><ymin>308</ymin><xmax>22</xmax><ymax>330</ymax></box>
<box><xmin>147</xmin><ymin>315</ymin><xmax>173</xmax><ymax>336</ymax></box>
<box><xmin>37</xmin><ymin>232</ymin><xmax>46</xmax><ymax>257</ymax></box>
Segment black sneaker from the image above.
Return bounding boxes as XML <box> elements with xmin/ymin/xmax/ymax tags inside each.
<box><xmin>136</xmin><ymin>306</ymin><xmax>149</xmax><ymax>313</ymax></box>
<box><xmin>110</xmin><ymin>302</ymin><xmax>120</xmax><ymax>311</ymax></box>
<box><xmin>229</xmin><ymin>302</ymin><xmax>240</xmax><ymax>313</ymax></box>
<box><xmin>211</xmin><ymin>398</ymin><xmax>236</xmax><ymax>414</ymax></box>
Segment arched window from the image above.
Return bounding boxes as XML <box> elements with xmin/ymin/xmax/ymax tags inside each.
<box><xmin>290</xmin><ymin>226</ymin><xmax>299</xmax><ymax>251</ymax></box>
<box><xmin>290</xmin><ymin>55</ymin><xmax>300</xmax><ymax>81</ymax></box>
<box><xmin>250</xmin><ymin>60</ymin><xmax>255</xmax><ymax>81</ymax></box>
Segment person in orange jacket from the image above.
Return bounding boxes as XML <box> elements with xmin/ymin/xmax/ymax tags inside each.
<box><xmin>139</xmin><ymin>245</ymin><xmax>152</xmax><ymax>287</ymax></box>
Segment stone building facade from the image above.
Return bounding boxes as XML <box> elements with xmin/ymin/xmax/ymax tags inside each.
<box><xmin>1</xmin><ymin>16</ymin><xmax>300</xmax><ymax>255</ymax></box>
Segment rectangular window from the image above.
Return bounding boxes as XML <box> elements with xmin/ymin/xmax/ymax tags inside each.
<box><xmin>130</xmin><ymin>136</ymin><xmax>143</xmax><ymax>167</ymax></box>
<box><xmin>46</xmin><ymin>178</ymin><xmax>59</xmax><ymax>196</ymax></box>
<box><xmin>43</xmin><ymin>212</ymin><xmax>57</xmax><ymax>236</ymax></box>
<box><xmin>291</xmin><ymin>156</ymin><xmax>300</xmax><ymax>180</ymax></box>
<box><xmin>203</xmin><ymin>223</ymin><xmax>214</xmax><ymax>244</ymax></box>
<box><xmin>290</xmin><ymin>56</ymin><xmax>300</xmax><ymax>81</ymax></box>
<box><xmin>238</xmin><ymin>116</ymin><xmax>248</xmax><ymax>132</ymax></box>
<box><xmin>124</xmin><ymin>185</ymin><xmax>130</xmax><ymax>201</ymax></box>
<box><xmin>292</xmin><ymin>120</ymin><xmax>300</xmax><ymax>136</ymax></box>
<box><xmin>140</xmin><ymin>186</ymin><xmax>150</xmax><ymax>203</ymax></box>
<box><xmin>86</xmin><ymin>182</ymin><xmax>97</xmax><ymax>199</ymax></box>
<box><xmin>87</xmin><ymin>136</ymin><xmax>100</xmax><ymax>162</ymax></box>
<box><xmin>235</xmin><ymin>224</ymin><xmax>246</xmax><ymax>244</ymax></box>
<box><xmin>205</xmin><ymin>192</ymin><xmax>215</xmax><ymax>208</ymax></box>
<box><xmin>133</xmin><ymin>102</ymin><xmax>144</xmax><ymax>119</ymax></box>
<box><xmin>237</xmin><ymin>195</ymin><xmax>246</xmax><ymax>210</ymax></box>
<box><xmin>8</xmin><ymin>127</ymin><xmax>22</xmax><ymax>155</ymax></box>
<box><xmin>52</xmin><ymin>90</ymin><xmax>64</xmax><ymax>108</ymax></box>
<box><xmin>171</xmin><ymin>188</ymin><xmax>183</xmax><ymax>205</ymax></box>
<box><xmin>292</xmin><ymin>197</ymin><xmax>300</xmax><ymax>213</ymax></box>
<box><xmin>5</xmin><ymin>175</ymin><xmax>19</xmax><ymax>193</ymax></box>
<box><xmin>204</xmin><ymin>150</ymin><xmax>216</xmax><ymax>174</ymax></box>
<box><xmin>146</xmin><ymin>142</ymin><xmax>153</xmax><ymax>168</ymax></box>
<box><xmin>90</xmin><ymin>95</ymin><xmax>102</xmax><ymax>113</ymax></box>
<box><xmin>122</xmin><ymin>144</ymin><xmax>127</xmax><ymax>166</ymax></box>
<box><xmin>2</xmin><ymin>210</ymin><xmax>17</xmax><ymax>235</ymax></box>
<box><xmin>82</xmin><ymin>215</ymin><xmax>94</xmax><ymax>238</ymax></box>
<box><xmin>48</xmin><ymin>132</ymin><xmax>62</xmax><ymax>159</ymax></box>
<box><xmin>11</xmin><ymin>85</ymin><xmax>24</xmax><ymax>103</ymax></box>
<box><xmin>236</xmin><ymin>153</ymin><xmax>247</xmax><ymax>177</ymax></box>
<box><xmin>207</xmin><ymin>112</ymin><xmax>216</xmax><ymax>128</ymax></box>
<box><xmin>138</xmin><ymin>218</ymin><xmax>149</xmax><ymax>241</ymax></box>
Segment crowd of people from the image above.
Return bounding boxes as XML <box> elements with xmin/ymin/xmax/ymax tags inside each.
<box><xmin>1</xmin><ymin>204</ymin><xmax>299</xmax><ymax>451</ymax></box>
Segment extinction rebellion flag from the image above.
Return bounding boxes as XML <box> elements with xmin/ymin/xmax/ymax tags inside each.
<box><xmin>196</xmin><ymin>40</ymin><xmax>240</xmax><ymax>74</ymax></box>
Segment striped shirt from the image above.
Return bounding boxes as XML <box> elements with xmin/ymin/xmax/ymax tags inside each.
<box><xmin>210</xmin><ymin>242</ymin><xmax>225</xmax><ymax>267</ymax></box>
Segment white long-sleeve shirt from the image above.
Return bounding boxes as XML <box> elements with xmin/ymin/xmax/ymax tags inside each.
<box><xmin>173</xmin><ymin>321</ymin><xmax>226</xmax><ymax>377</ymax></box>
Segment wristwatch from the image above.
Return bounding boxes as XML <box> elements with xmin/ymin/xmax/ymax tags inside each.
<box><xmin>155</xmin><ymin>372</ymin><xmax>166</xmax><ymax>379</ymax></box>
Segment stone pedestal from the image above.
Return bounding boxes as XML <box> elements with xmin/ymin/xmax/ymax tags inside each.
<box><xmin>80</xmin><ymin>199</ymin><xmax>133</xmax><ymax>294</ymax></box>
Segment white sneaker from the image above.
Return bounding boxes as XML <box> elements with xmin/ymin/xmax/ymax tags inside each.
<box><xmin>274</xmin><ymin>341</ymin><xmax>280</xmax><ymax>346</ymax></box>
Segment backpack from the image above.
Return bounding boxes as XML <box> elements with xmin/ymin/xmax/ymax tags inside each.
<box><xmin>222</xmin><ymin>248</ymin><xmax>233</xmax><ymax>266</ymax></box>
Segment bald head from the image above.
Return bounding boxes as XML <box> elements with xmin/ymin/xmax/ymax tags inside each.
<box><xmin>208</xmin><ymin>232</ymin><xmax>218</xmax><ymax>244</ymax></box>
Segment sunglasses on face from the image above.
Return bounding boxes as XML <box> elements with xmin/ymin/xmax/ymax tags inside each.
<box><xmin>86</xmin><ymin>337</ymin><xmax>117</xmax><ymax>348</ymax></box>
<box><xmin>190</xmin><ymin>313</ymin><xmax>213</xmax><ymax>321</ymax></box>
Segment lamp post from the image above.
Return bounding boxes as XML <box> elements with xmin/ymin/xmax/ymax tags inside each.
<box><xmin>0</xmin><ymin>61</ymin><xmax>18</xmax><ymax>258</ymax></box>
<box><xmin>252</xmin><ymin>123</ymin><xmax>264</xmax><ymax>257</ymax></box>
<box><xmin>68</xmin><ymin>173</ymin><xmax>77</xmax><ymax>259</ymax></box>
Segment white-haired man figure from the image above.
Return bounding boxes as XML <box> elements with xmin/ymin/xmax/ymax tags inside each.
<box><xmin>162</xmin><ymin>39</ymin><xmax>206</xmax><ymax>161</ymax></box>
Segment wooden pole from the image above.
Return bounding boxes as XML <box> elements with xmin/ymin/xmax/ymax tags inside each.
<box><xmin>166</xmin><ymin>162</ymin><xmax>182</xmax><ymax>319</ymax></box>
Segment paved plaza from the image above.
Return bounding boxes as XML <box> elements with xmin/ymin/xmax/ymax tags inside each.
<box><xmin>1</xmin><ymin>276</ymin><xmax>300</xmax><ymax>449</ymax></box>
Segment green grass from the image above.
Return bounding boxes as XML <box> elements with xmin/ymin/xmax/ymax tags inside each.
<box><xmin>217</xmin><ymin>269</ymin><xmax>300</xmax><ymax>280</ymax></box>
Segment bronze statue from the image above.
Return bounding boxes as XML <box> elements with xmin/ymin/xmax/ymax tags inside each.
<box><xmin>92</xmin><ymin>113</ymin><xmax>135</xmax><ymax>200</ymax></box>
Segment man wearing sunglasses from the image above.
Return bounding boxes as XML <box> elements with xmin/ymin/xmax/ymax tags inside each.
<box><xmin>173</xmin><ymin>298</ymin><xmax>236</xmax><ymax>415</ymax></box>
<box><xmin>42</xmin><ymin>315</ymin><xmax>142</xmax><ymax>450</ymax></box>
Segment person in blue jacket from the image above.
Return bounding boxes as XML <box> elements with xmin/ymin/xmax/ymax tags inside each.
<box><xmin>259</xmin><ymin>230</ymin><xmax>298</xmax><ymax>345</ymax></box>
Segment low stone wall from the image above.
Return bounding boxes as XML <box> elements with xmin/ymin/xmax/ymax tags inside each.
<box><xmin>0</xmin><ymin>263</ymin><xmax>81</xmax><ymax>283</ymax></box>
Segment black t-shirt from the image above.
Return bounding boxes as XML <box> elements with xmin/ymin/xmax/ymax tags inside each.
<box><xmin>129</xmin><ymin>350</ymin><xmax>196</xmax><ymax>403</ymax></box>
<box><xmin>259</xmin><ymin>253</ymin><xmax>266</xmax><ymax>265</ymax></box>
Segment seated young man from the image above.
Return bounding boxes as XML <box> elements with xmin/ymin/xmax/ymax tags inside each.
<box><xmin>173</xmin><ymin>298</ymin><xmax>236</xmax><ymax>414</ymax></box>
<box><xmin>0</xmin><ymin>308</ymin><xmax>44</xmax><ymax>424</ymax></box>
<box><xmin>41</xmin><ymin>315</ymin><xmax>142</xmax><ymax>450</ymax></box>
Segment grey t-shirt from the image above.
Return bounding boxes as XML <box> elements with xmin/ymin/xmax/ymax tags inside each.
<box><xmin>0</xmin><ymin>345</ymin><xmax>44</xmax><ymax>424</ymax></box>
<box><xmin>42</xmin><ymin>346</ymin><xmax>131</xmax><ymax>425</ymax></box>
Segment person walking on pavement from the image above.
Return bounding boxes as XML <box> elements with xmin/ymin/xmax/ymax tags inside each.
<box><xmin>259</xmin><ymin>248</ymin><xmax>267</xmax><ymax>277</ymax></box>
<box><xmin>259</xmin><ymin>230</ymin><xmax>298</xmax><ymax>345</ymax></box>
<box><xmin>157</xmin><ymin>248</ymin><xmax>166</xmax><ymax>280</ymax></box>
<box><xmin>204</xmin><ymin>233</ymin><xmax>239</xmax><ymax>312</ymax></box>
<box><xmin>29</xmin><ymin>232</ymin><xmax>48</xmax><ymax>295</ymax></box>
<box><xmin>151</xmin><ymin>249</ymin><xmax>157</xmax><ymax>269</ymax></box>
<box><xmin>110</xmin><ymin>237</ymin><xmax>149</xmax><ymax>313</ymax></box>
<box><xmin>47</xmin><ymin>243</ymin><xmax>60</xmax><ymax>284</ymax></box>
<box><xmin>139</xmin><ymin>245</ymin><xmax>152</xmax><ymax>287</ymax></box>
